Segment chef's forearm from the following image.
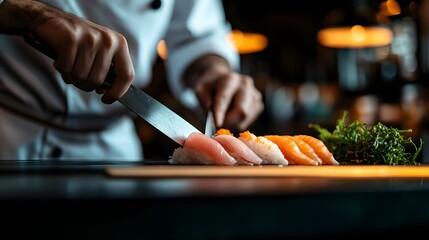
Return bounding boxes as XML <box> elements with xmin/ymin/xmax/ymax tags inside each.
<box><xmin>0</xmin><ymin>0</ymin><xmax>59</xmax><ymax>35</ymax></box>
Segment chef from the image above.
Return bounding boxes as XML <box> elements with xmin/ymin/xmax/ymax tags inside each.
<box><xmin>0</xmin><ymin>0</ymin><xmax>264</xmax><ymax>160</ymax></box>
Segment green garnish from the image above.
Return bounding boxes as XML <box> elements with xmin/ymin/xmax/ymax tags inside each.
<box><xmin>309</xmin><ymin>111</ymin><xmax>423</xmax><ymax>165</ymax></box>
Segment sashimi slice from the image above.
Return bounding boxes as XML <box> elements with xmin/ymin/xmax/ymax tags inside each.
<box><xmin>169</xmin><ymin>132</ymin><xmax>237</xmax><ymax>166</ymax></box>
<box><xmin>265</xmin><ymin>135</ymin><xmax>319</xmax><ymax>166</ymax></box>
<box><xmin>262</xmin><ymin>135</ymin><xmax>296</xmax><ymax>165</ymax></box>
<box><xmin>213</xmin><ymin>129</ymin><xmax>263</xmax><ymax>165</ymax></box>
<box><xmin>238</xmin><ymin>131</ymin><xmax>288</xmax><ymax>165</ymax></box>
<box><xmin>294</xmin><ymin>135</ymin><xmax>339</xmax><ymax>165</ymax></box>
<box><xmin>292</xmin><ymin>136</ymin><xmax>323</xmax><ymax>165</ymax></box>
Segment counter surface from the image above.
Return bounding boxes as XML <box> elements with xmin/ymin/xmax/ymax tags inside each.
<box><xmin>2</xmin><ymin>160</ymin><xmax>429</xmax><ymax>239</ymax></box>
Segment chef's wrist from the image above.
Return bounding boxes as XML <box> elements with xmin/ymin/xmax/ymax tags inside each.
<box><xmin>0</xmin><ymin>0</ymin><xmax>59</xmax><ymax>35</ymax></box>
<box><xmin>0</xmin><ymin>0</ymin><xmax>35</xmax><ymax>34</ymax></box>
<box><xmin>183</xmin><ymin>54</ymin><xmax>231</xmax><ymax>88</ymax></box>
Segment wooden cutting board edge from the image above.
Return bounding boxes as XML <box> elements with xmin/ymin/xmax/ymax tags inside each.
<box><xmin>105</xmin><ymin>165</ymin><xmax>429</xmax><ymax>178</ymax></box>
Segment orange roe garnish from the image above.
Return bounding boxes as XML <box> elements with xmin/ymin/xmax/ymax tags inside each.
<box><xmin>239</xmin><ymin>131</ymin><xmax>277</xmax><ymax>151</ymax></box>
<box><xmin>255</xmin><ymin>137</ymin><xmax>263</xmax><ymax>144</ymax></box>
<box><xmin>239</xmin><ymin>131</ymin><xmax>253</xmax><ymax>141</ymax></box>
<box><xmin>216</xmin><ymin>128</ymin><xmax>233</xmax><ymax>136</ymax></box>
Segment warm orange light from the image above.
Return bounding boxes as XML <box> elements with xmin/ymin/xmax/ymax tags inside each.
<box><xmin>227</xmin><ymin>30</ymin><xmax>268</xmax><ymax>54</ymax></box>
<box><xmin>379</xmin><ymin>0</ymin><xmax>401</xmax><ymax>16</ymax></box>
<box><xmin>157</xmin><ymin>40</ymin><xmax>168</xmax><ymax>60</ymax></box>
<box><xmin>318</xmin><ymin>25</ymin><xmax>393</xmax><ymax>48</ymax></box>
<box><xmin>350</xmin><ymin>25</ymin><xmax>366</xmax><ymax>43</ymax></box>
<box><xmin>157</xmin><ymin>30</ymin><xmax>268</xmax><ymax>59</ymax></box>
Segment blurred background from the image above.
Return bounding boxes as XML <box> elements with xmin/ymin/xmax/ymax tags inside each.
<box><xmin>138</xmin><ymin>0</ymin><xmax>429</xmax><ymax>162</ymax></box>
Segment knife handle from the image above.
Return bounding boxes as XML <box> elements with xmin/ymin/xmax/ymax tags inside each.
<box><xmin>23</xmin><ymin>32</ymin><xmax>114</xmax><ymax>90</ymax></box>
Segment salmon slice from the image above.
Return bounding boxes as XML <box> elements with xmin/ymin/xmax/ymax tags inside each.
<box><xmin>213</xmin><ymin>129</ymin><xmax>263</xmax><ymax>165</ymax></box>
<box><xmin>265</xmin><ymin>135</ymin><xmax>319</xmax><ymax>166</ymax></box>
<box><xmin>169</xmin><ymin>132</ymin><xmax>237</xmax><ymax>166</ymax></box>
<box><xmin>238</xmin><ymin>131</ymin><xmax>288</xmax><ymax>165</ymax></box>
<box><xmin>294</xmin><ymin>135</ymin><xmax>339</xmax><ymax>165</ymax></box>
<box><xmin>292</xmin><ymin>136</ymin><xmax>323</xmax><ymax>165</ymax></box>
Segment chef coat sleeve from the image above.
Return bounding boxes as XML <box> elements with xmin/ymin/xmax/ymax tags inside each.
<box><xmin>164</xmin><ymin>0</ymin><xmax>240</xmax><ymax>110</ymax></box>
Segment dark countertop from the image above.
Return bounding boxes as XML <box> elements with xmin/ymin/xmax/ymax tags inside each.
<box><xmin>2</xmin><ymin>160</ymin><xmax>429</xmax><ymax>240</ymax></box>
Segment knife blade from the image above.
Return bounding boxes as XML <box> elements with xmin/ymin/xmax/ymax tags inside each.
<box><xmin>204</xmin><ymin>110</ymin><xmax>216</xmax><ymax>137</ymax></box>
<box><xmin>119</xmin><ymin>85</ymin><xmax>201</xmax><ymax>145</ymax></box>
<box><xmin>23</xmin><ymin>33</ymin><xmax>202</xmax><ymax>146</ymax></box>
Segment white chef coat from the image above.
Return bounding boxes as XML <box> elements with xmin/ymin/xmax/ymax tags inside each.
<box><xmin>0</xmin><ymin>0</ymin><xmax>239</xmax><ymax>161</ymax></box>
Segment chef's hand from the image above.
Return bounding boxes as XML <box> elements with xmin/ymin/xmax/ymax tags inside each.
<box><xmin>184</xmin><ymin>55</ymin><xmax>264</xmax><ymax>132</ymax></box>
<box><xmin>2</xmin><ymin>0</ymin><xmax>134</xmax><ymax>104</ymax></box>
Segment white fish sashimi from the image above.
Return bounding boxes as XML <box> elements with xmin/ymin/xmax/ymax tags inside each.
<box><xmin>238</xmin><ymin>131</ymin><xmax>288</xmax><ymax>165</ymax></box>
<box><xmin>213</xmin><ymin>134</ymin><xmax>263</xmax><ymax>165</ymax></box>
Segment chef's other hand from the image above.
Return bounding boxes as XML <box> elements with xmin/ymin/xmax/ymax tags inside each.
<box><xmin>26</xmin><ymin>1</ymin><xmax>134</xmax><ymax>104</ymax></box>
<box><xmin>184</xmin><ymin>55</ymin><xmax>264</xmax><ymax>132</ymax></box>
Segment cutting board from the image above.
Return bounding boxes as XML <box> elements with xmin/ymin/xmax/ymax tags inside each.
<box><xmin>105</xmin><ymin>165</ymin><xmax>429</xmax><ymax>178</ymax></box>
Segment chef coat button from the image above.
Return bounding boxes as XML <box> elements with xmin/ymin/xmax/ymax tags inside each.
<box><xmin>150</xmin><ymin>0</ymin><xmax>161</xmax><ymax>9</ymax></box>
<box><xmin>51</xmin><ymin>147</ymin><xmax>63</xmax><ymax>158</ymax></box>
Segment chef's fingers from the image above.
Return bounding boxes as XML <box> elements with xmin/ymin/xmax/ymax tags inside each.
<box><xmin>223</xmin><ymin>76</ymin><xmax>264</xmax><ymax>131</ymax></box>
<box><xmin>32</xmin><ymin>11</ymin><xmax>131</xmax><ymax>100</ymax></box>
<box><xmin>194</xmin><ymin>83</ymin><xmax>212</xmax><ymax>112</ymax></box>
<box><xmin>212</xmin><ymin>72</ymin><xmax>241</xmax><ymax>127</ymax></box>
<box><xmin>86</xmin><ymin>51</ymin><xmax>110</xmax><ymax>92</ymax></box>
<box><xmin>87</xmin><ymin>36</ymin><xmax>118</xmax><ymax>93</ymax></box>
<box><xmin>62</xmin><ymin>74</ymin><xmax>75</xmax><ymax>85</ymax></box>
<box><xmin>101</xmin><ymin>35</ymin><xmax>134</xmax><ymax>104</ymax></box>
<box><xmin>70</xmin><ymin>34</ymin><xmax>99</xmax><ymax>91</ymax></box>
<box><xmin>52</xmin><ymin>33</ymin><xmax>78</xmax><ymax>77</ymax></box>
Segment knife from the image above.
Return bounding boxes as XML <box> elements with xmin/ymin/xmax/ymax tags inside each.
<box><xmin>23</xmin><ymin>33</ymin><xmax>202</xmax><ymax>146</ymax></box>
<box><xmin>204</xmin><ymin>110</ymin><xmax>216</xmax><ymax>137</ymax></box>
